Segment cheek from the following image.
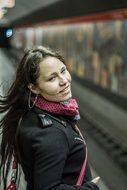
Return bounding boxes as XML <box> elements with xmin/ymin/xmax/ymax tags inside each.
<box><xmin>39</xmin><ymin>83</ymin><xmax>59</xmax><ymax>94</ymax></box>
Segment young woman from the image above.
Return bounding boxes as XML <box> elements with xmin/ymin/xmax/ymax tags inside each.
<box><xmin>0</xmin><ymin>46</ymin><xmax>100</xmax><ymax>190</ymax></box>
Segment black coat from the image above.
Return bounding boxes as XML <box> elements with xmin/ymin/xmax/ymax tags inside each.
<box><xmin>18</xmin><ymin>107</ymin><xmax>99</xmax><ymax>190</ymax></box>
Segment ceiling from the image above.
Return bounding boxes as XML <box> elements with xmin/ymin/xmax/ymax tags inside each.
<box><xmin>1</xmin><ymin>0</ymin><xmax>127</xmax><ymax>27</ymax></box>
<box><xmin>0</xmin><ymin>0</ymin><xmax>62</xmax><ymax>26</ymax></box>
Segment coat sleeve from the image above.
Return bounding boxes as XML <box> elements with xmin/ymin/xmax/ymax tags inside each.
<box><xmin>32</xmin><ymin>126</ymin><xmax>99</xmax><ymax>190</ymax></box>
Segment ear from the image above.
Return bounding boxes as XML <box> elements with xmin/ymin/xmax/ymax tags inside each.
<box><xmin>28</xmin><ymin>83</ymin><xmax>40</xmax><ymax>95</ymax></box>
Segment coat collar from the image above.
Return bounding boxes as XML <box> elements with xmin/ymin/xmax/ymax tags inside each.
<box><xmin>32</xmin><ymin>107</ymin><xmax>67</xmax><ymax>127</ymax></box>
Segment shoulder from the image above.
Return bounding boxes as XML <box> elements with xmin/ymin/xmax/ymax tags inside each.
<box><xmin>19</xmin><ymin>109</ymin><xmax>69</xmax><ymax>146</ymax></box>
<box><xmin>18</xmin><ymin>110</ymin><xmax>40</xmax><ymax>144</ymax></box>
<box><xmin>18</xmin><ymin>110</ymin><xmax>69</xmax><ymax>157</ymax></box>
<box><xmin>20</xmin><ymin>110</ymin><xmax>39</xmax><ymax>132</ymax></box>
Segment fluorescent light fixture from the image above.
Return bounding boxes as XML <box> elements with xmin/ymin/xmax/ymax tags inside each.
<box><xmin>0</xmin><ymin>0</ymin><xmax>15</xmax><ymax>19</ymax></box>
<box><xmin>0</xmin><ymin>0</ymin><xmax>15</xmax><ymax>8</ymax></box>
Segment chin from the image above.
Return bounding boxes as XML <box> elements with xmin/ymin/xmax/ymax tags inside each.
<box><xmin>61</xmin><ymin>93</ymin><xmax>72</xmax><ymax>101</ymax></box>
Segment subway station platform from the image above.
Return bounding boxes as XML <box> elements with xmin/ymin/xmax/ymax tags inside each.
<box><xmin>1</xmin><ymin>49</ymin><xmax>127</xmax><ymax>190</ymax></box>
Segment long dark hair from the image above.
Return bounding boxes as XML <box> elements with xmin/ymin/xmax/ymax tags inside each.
<box><xmin>0</xmin><ymin>46</ymin><xmax>65</xmax><ymax>189</ymax></box>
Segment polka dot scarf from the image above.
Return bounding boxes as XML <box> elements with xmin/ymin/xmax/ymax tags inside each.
<box><xmin>34</xmin><ymin>96</ymin><xmax>80</xmax><ymax>120</ymax></box>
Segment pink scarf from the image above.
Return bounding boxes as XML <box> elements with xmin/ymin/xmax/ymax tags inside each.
<box><xmin>34</xmin><ymin>96</ymin><xmax>80</xmax><ymax>120</ymax></box>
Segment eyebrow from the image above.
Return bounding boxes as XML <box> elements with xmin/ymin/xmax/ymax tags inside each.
<box><xmin>48</xmin><ymin>72</ymin><xmax>57</xmax><ymax>77</ymax></box>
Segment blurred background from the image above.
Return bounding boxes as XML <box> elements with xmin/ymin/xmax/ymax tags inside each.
<box><xmin>0</xmin><ymin>0</ymin><xmax>127</xmax><ymax>190</ymax></box>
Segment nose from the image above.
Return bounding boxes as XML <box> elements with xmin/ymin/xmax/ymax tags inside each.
<box><xmin>59</xmin><ymin>75</ymin><xmax>68</xmax><ymax>85</ymax></box>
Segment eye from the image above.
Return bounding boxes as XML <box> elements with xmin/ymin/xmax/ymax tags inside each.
<box><xmin>61</xmin><ymin>67</ymin><xmax>66</xmax><ymax>74</ymax></box>
<box><xmin>48</xmin><ymin>76</ymin><xmax>56</xmax><ymax>81</ymax></box>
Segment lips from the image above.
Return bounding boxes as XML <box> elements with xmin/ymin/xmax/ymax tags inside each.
<box><xmin>60</xmin><ymin>85</ymin><xmax>70</xmax><ymax>93</ymax></box>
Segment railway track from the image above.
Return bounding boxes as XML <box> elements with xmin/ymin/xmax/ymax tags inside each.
<box><xmin>80</xmin><ymin>109</ymin><xmax>127</xmax><ymax>173</ymax></box>
<box><xmin>79</xmin><ymin>116</ymin><xmax>127</xmax><ymax>190</ymax></box>
<box><xmin>72</xmin><ymin>79</ymin><xmax>127</xmax><ymax>190</ymax></box>
<box><xmin>72</xmin><ymin>78</ymin><xmax>127</xmax><ymax>172</ymax></box>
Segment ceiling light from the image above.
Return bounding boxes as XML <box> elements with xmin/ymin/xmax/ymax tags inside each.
<box><xmin>0</xmin><ymin>0</ymin><xmax>15</xmax><ymax>9</ymax></box>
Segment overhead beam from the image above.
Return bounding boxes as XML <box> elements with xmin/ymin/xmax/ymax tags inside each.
<box><xmin>12</xmin><ymin>0</ymin><xmax>127</xmax><ymax>27</ymax></box>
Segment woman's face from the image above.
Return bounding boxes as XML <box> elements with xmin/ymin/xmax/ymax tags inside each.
<box><xmin>35</xmin><ymin>56</ymin><xmax>72</xmax><ymax>102</ymax></box>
